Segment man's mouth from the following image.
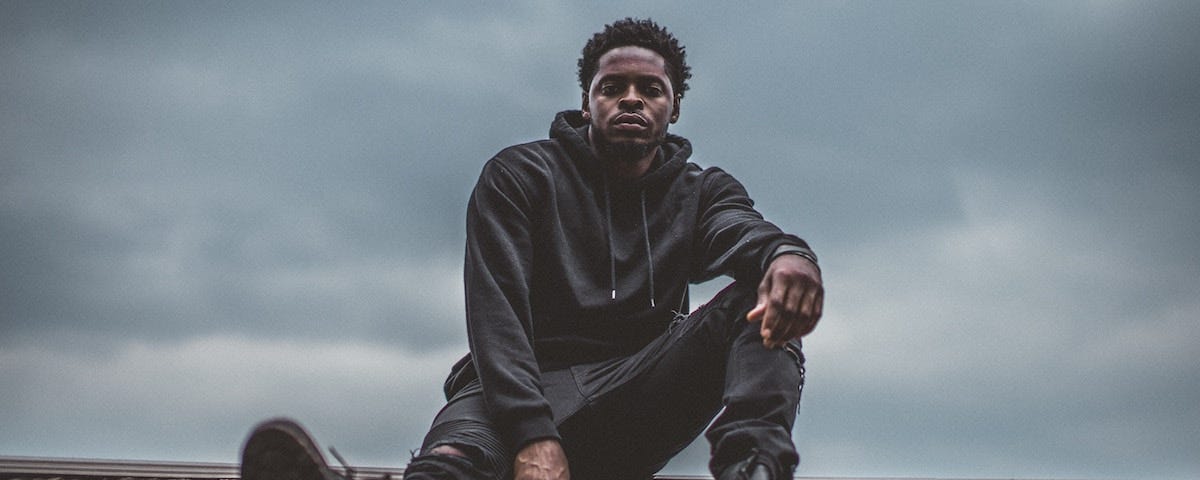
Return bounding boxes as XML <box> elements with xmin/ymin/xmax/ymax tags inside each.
<box><xmin>612</xmin><ymin>113</ymin><xmax>648</xmax><ymax>132</ymax></box>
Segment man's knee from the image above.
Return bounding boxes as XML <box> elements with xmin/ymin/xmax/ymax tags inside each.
<box><xmin>717</xmin><ymin>281</ymin><xmax>759</xmax><ymax>307</ymax></box>
<box><xmin>428</xmin><ymin>444</ymin><xmax>467</xmax><ymax>458</ymax></box>
<box><xmin>690</xmin><ymin>282</ymin><xmax>758</xmax><ymax>327</ymax></box>
<box><xmin>405</xmin><ymin>444</ymin><xmax>499</xmax><ymax>480</ymax></box>
<box><xmin>406</xmin><ymin>430</ymin><xmax>510</xmax><ymax>480</ymax></box>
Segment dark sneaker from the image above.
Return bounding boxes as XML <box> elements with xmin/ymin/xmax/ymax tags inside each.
<box><xmin>241</xmin><ymin>417</ymin><xmax>345</xmax><ymax>480</ymax></box>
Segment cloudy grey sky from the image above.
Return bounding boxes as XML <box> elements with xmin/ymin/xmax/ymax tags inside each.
<box><xmin>2</xmin><ymin>1</ymin><xmax>1197</xmax><ymax>478</ymax></box>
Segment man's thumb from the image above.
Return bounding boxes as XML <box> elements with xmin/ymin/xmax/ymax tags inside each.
<box><xmin>746</xmin><ymin>303</ymin><xmax>765</xmax><ymax>322</ymax></box>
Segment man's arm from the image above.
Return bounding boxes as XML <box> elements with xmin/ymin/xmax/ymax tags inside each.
<box><xmin>464</xmin><ymin>159</ymin><xmax>561</xmax><ymax>454</ymax></box>
<box><xmin>694</xmin><ymin>169</ymin><xmax>823</xmax><ymax>345</ymax></box>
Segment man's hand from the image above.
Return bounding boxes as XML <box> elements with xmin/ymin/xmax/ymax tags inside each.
<box><xmin>513</xmin><ymin>439</ymin><xmax>570</xmax><ymax>480</ymax></box>
<box><xmin>746</xmin><ymin>254</ymin><xmax>824</xmax><ymax>348</ymax></box>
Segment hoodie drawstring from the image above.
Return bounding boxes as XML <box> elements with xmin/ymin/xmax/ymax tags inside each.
<box><xmin>640</xmin><ymin>189</ymin><xmax>656</xmax><ymax>308</ymax></box>
<box><xmin>601</xmin><ymin>174</ymin><xmax>656</xmax><ymax>308</ymax></box>
<box><xmin>603</xmin><ymin>174</ymin><xmax>617</xmax><ymax>300</ymax></box>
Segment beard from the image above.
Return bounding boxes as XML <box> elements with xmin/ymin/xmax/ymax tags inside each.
<box><xmin>593</xmin><ymin>130</ymin><xmax>664</xmax><ymax>164</ymax></box>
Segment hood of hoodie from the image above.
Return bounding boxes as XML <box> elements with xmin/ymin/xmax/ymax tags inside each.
<box><xmin>550</xmin><ymin>110</ymin><xmax>691</xmax><ymax>191</ymax></box>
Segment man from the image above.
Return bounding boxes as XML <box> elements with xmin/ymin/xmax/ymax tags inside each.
<box><xmin>241</xmin><ymin>18</ymin><xmax>822</xmax><ymax>480</ymax></box>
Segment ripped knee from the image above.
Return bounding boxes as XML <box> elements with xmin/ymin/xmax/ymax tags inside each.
<box><xmin>416</xmin><ymin>419</ymin><xmax>509</xmax><ymax>477</ymax></box>
<box><xmin>406</xmin><ymin>444</ymin><xmax>500</xmax><ymax>479</ymax></box>
<box><xmin>427</xmin><ymin>444</ymin><xmax>467</xmax><ymax>458</ymax></box>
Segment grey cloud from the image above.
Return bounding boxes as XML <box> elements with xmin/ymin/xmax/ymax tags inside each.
<box><xmin>0</xmin><ymin>337</ymin><xmax>463</xmax><ymax>462</ymax></box>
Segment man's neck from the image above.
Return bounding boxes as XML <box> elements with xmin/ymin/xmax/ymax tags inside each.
<box><xmin>606</xmin><ymin>149</ymin><xmax>658</xmax><ymax>179</ymax></box>
<box><xmin>587</xmin><ymin>127</ymin><xmax>660</xmax><ymax>179</ymax></box>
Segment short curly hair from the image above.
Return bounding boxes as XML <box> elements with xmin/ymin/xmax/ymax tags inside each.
<box><xmin>577</xmin><ymin>18</ymin><xmax>692</xmax><ymax>99</ymax></box>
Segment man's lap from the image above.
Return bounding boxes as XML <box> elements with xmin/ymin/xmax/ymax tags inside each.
<box><xmin>415</xmin><ymin>282</ymin><xmax>803</xmax><ymax>478</ymax></box>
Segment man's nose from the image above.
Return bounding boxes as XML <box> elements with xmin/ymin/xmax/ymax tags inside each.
<box><xmin>618</xmin><ymin>87</ymin><xmax>643</xmax><ymax>109</ymax></box>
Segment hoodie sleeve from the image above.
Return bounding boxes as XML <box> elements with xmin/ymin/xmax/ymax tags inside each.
<box><xmin>693</xmin><ymin>168</ymin><xmax>817</xmax><ymax>283</ymax></box>
<box><xmin>464</xmin><ymin>158</ymin><xmax>559</xmax><ymax>452</ymax></box>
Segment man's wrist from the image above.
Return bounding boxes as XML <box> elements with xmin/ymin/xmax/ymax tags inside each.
<box><xmin>506</xmin><ymin>415</ymin><xmax>561</xmax><ymax>454</ymax></box>
<box><xmin>768</xmin><ymin>245</ymin><xmax>820</xmax><ymax>272</ymax></box>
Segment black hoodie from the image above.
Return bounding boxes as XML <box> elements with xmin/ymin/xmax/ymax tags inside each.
<box><xmin>453</xmin><ymin>110</ymin><xmax>816</xmax><ymax>452</ymax></box>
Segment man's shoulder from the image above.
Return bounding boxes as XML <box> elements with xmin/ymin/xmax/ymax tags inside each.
<box><xmin>473</xmin><ymin>138</ymin><xmax>575</xmax><ymax>195</ymax></box>
<box><xmin>486</xmin><ymin>138</ymin><xmax>570</xmax><ymax>173</ymax></box>
<box><xmin>493</xmin><ymin>138</ymin><xmax>565</xmax><ymax>161</ymax></box>
<box><xmin>683</xmin><ymin>162</ymin><xmax>738</xmax><ymax>184</ymax></box>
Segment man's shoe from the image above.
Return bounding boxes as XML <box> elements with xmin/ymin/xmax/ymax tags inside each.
<box><xmin>241</xmin><ymin>417</ymin><xmax>345</xmax><ymax>480</ymax></box>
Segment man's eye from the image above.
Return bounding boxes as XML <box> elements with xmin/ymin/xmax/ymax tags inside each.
<box><xmin>645</xmin><ymin>86</ymin><xmax>664</xmax><ymax>97</ymax></box>
<box><xmin>600</xmin><ymin>84</ymin><xmax>620</xmax><ymax>95</ymax></box>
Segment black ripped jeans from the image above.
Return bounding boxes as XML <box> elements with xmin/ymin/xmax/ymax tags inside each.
<box><xmin>403</xmin><ymin>282</ymin><xmax>806</xmax><ymax>480</ymax></box>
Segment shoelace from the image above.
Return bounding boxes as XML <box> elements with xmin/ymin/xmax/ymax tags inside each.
<box><xmin>329</xmin><ymin>446</ymin><xmax>394</xmax><ymax>480</ymax></box>
<box><xmin>328</xmin><ymin>446</ymin><xmax>356</xmax><ymax>480</ymax></box>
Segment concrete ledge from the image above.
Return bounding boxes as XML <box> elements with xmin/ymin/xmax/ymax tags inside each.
<box><xmin>0</xmin><ymin>456</ymin><xmax>722</xmax><ymax>480</ymax></box>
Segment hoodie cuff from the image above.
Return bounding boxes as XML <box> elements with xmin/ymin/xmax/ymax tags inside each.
<box><xmin>766</xmin><ymin>244</ymin><xmax>819</xmax><ymax>273</ymax></box>
<box><xmin>507</xmin><ymin>415</ymin><xmax>561</xmax><ymax>453</ymax></box>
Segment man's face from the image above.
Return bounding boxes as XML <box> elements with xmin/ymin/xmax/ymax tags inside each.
<box><xmin>583</xmin><ymin>46</ymin><xmax>680</xmax><ymax>162</ymax></box>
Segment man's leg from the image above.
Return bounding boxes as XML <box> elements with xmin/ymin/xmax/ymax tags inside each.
<box><xmin>704</xmin><ymin>293</ymin><xmax>805</xmax><ymax>478</ymax></box>
<box><xmin>567</xmin><ymin>282</ymin><xmax>805</xmax><ymax>479</ymax></box>
<box><xmin>403</xmin><ymin>381</ymin><xmax>510</xmax><ymax>480</ymax></box>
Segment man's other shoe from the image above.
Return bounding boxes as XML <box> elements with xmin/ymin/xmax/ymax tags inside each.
<box><xmin>240</xmin><ymin>417</ymin><xmax>345</xmax><ymax>480</ymax></box>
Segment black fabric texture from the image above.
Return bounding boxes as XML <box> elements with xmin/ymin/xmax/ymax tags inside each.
<box><xmin>452</xmin><ymin>110</ymin><xmax>815</xmax><ymax>453</ymax></box>
<box><xmin>420</xmin><ymin>283</ymin><xmax>805</xmax><ymax>480</ymax></box>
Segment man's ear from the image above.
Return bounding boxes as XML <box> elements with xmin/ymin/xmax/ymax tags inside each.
<box><xmin>581</xmin><ymin>92</ymin><xmax>591</xmax><ymax>121</ymax></box>
<box><xmin>670</xmin><ymin>94</ymin><xmax>681</xmax><ymax>123</ymax></box>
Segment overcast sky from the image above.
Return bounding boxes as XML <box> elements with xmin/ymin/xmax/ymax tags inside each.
<box><xmin>2</xmin><ymin>1</ymin><xmax>1197</xmax><ymax>479</ymax></box>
